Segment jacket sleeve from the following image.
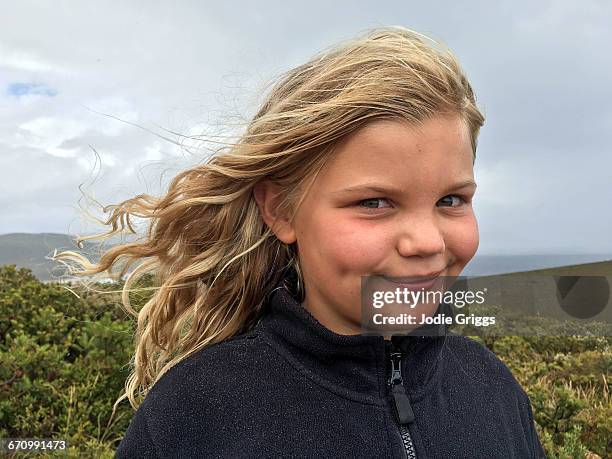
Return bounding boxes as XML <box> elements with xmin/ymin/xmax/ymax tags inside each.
<box><xmin>525</xmin><ymin>393</ymin><xmax>547</xmax><ymax>458</ymax></box>
<box><xmin>114</xmin><ymin>401</ymin><xmax>159</xmax><ymax>459</ymax></box>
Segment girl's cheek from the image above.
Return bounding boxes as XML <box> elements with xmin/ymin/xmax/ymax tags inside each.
<box><xmin>447</xmin><ymin>215</ymin><xmax>480</xmax><ymax>265</ymax></box>
<box><xmin>321</xmin><ymin>219</ymin><xmax>387</xmax><ymax>271</ymax></box>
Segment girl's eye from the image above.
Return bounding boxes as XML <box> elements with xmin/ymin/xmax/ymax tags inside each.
<box><xmin>356</xmin><ymin>197</ymin><xmax>392</xmax><ymax>210</ymax></box>
<box><xmin>437</xmin><ymin>195</ymin><xmax>468</xmax><ymax>207</ymax></box>
<box><xmin>354</xmin><ymin>195</ymin><xmax>470</xmax><ymax>211</ymax></box>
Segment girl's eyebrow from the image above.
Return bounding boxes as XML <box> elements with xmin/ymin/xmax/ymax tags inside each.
<box><xmin>331</xmin><ymin>180</ymin><xmax>477</xmax><ymax>195</ymax></box>
<box><xmin>441</xmin><ymin>179</ymin><xmax>477</xmax><ymax>194</ymax></box>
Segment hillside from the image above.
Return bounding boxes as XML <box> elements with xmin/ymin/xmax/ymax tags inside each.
<box><xmin>510</xmin><ymin>259</ymin><xmax>612</xmax><ymax>276</ymax></box>
<box><xmin>0</xmin><ymin>233</ymin><xmax>115</xmax><ymax>281</ymax></box>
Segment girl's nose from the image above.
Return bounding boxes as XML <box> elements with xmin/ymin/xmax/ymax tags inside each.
<box><xmin>396</xmin><ymin>214</ymin><xmax>446</xmax><ymax>258</ymax></box>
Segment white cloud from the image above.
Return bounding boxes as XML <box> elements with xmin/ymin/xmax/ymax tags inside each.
<box><xmin>18</xmin><ymin>117</ymin><xmax>89</xmax><ymax>149</ymax></box>
<box><xmin>0</xmin><ymin>45</ymin><xmax>73</xmax><ymax>75</ymax></box>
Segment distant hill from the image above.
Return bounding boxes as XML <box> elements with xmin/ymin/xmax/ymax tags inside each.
<box><xmin>461</xmin><ymin>255</ymin><xmax>612</xmax><ymax>277</ymax></box>
<box><xmin>463</xmin><ymin>253</ymin><xmax>612</xmax><ymax>276</ymax></box>
<box><xmin>506</xmin><ymin>258</ymin><xmax>612</xmax><ymax>276</ymax></box>
<box><xmin>0</xmin><ymin>233</ymin><xmax>122</xmax><ymax>281</ymax></box>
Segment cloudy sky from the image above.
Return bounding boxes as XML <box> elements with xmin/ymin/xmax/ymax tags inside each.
<box><xmin>1</xmin><ymin>0</ymin><xmax>611</xmax><ymax>256</ymax></box>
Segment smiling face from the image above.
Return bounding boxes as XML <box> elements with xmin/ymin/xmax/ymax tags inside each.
<box><xmin>255</xmin><ymin>113</ymin><xmax>479</xmax><ymax>336</ymax></box>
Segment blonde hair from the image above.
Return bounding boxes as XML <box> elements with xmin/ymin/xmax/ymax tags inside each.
<box><xmin>54</xmin><ymin>25</ymin><xmax>485</xmax><ymax>413</ymax></box>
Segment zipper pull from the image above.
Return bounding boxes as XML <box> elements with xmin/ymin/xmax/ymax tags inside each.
<box><xmin>389</xmin><ymin>350</ymin><xmax>415</xmax><ymax>424</ymax></box>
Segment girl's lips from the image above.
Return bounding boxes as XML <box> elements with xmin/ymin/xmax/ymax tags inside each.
<box><xmin>380</xmin><ymin>270</ymin><xmax>445</xmax><ymax>289</ymax></box>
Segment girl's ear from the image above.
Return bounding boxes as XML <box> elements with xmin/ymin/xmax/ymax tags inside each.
<box><xmin>253</xmin><ymin>180</ymin><xmax>297</xmax><ymax>244</ymax></box>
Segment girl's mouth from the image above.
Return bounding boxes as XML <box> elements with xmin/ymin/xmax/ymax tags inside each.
<box><xmin>380</xmin><ymin>270</ymin><xmax>445</xmax><ymax>289</ymax></box>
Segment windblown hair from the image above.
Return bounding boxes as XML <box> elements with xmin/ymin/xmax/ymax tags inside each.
<box><xmin>54</xmin><ymin>26</ymin><xmax>485</xmax><ymax>413</ymax></box>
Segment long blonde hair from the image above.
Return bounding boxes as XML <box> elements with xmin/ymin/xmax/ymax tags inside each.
<box><xmin>54</xmin><ymin>26</ymin><xmax>485</xmax><ymax>412</ymax></box>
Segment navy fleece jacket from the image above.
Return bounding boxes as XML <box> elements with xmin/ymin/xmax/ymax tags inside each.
<box><xmin>115</xmin><ymin>280</ymin><xmax>546</xmax><ymax>458</ymax></box>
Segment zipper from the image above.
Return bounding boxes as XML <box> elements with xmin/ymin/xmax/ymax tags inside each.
<box><xmin>386</xmin><ymin>340</ymin><xmax>417</xmax><ymax>459</ymax></box>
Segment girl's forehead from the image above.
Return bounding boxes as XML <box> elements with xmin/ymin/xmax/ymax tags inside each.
<box><xmin>319</xmin><ymin>115</ymin><xmax>474</xmax><ymax>185</ymax></box>
<box><xmin>343</xmin><ymin>115</ymin><xmax>470</xmax><ymax>149</ymax></box>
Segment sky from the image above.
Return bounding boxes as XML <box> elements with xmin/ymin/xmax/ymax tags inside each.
<box><xmin>1</xmin><ymin>0</ymin><xmax>611</xmax><ymax>256</ymax></box>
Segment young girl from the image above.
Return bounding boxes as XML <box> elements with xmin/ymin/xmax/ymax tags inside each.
<box><xmin>61</xmin><ymin>26</ymin><xmax>545</xmax><ymax>458</ymax></box>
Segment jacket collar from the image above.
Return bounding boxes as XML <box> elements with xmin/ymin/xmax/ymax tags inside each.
<box><xmin>255</xmin><ymin>279</ymin><xmax>448</xmax><ymax>403</ymax></box>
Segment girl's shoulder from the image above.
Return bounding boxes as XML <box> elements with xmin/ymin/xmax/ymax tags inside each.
<box><xmin>441</xmin><ymin>335</ymin><xmax>529</xmax><ymax>396</ymax></box>
<box><xmin>148</xmin><ymin>331</ymin><xmax>264</xmax><ymax>398</ymax></box>
<box><xmin>115</xmin><ymin>332</ymin><xmax>266</xmax><ymax>458</ymax></box>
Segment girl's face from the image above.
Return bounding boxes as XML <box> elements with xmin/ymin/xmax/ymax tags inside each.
<box><xmin>257</xmin><ymin>113</ymin><xmax>479</xmax><ymax>335</ymax></box>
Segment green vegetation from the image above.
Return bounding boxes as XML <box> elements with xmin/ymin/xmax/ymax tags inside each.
<box><xmin>1</xmin><ymin>265</ymin><xmax>610</xmax><ymax>458</ymax></box>
<box><xmin>473</xmin><ymin>334</ymin><xmax>610</xmax><ymax>458</ymax></box>
<box><xmin>0</xmin><ymin>265</ymin><xmax>147</xmax><ymax>458</ymax></box>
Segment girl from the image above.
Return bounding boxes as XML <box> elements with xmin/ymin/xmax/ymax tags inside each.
<box><xmin>60</xmin><ymin>26</ymin><xmax>545</xmax><ymax>458</ymax></box>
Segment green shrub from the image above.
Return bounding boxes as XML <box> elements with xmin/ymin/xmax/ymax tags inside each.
<box><xmin>486</xmin><ymin>335</ymin><xmax>610</xmax><ymax>458</ymax></box>
<box><xmin>0</xmin><ymin>265</ymin><xmax>153</xmax><ymax>457</ymax></box>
